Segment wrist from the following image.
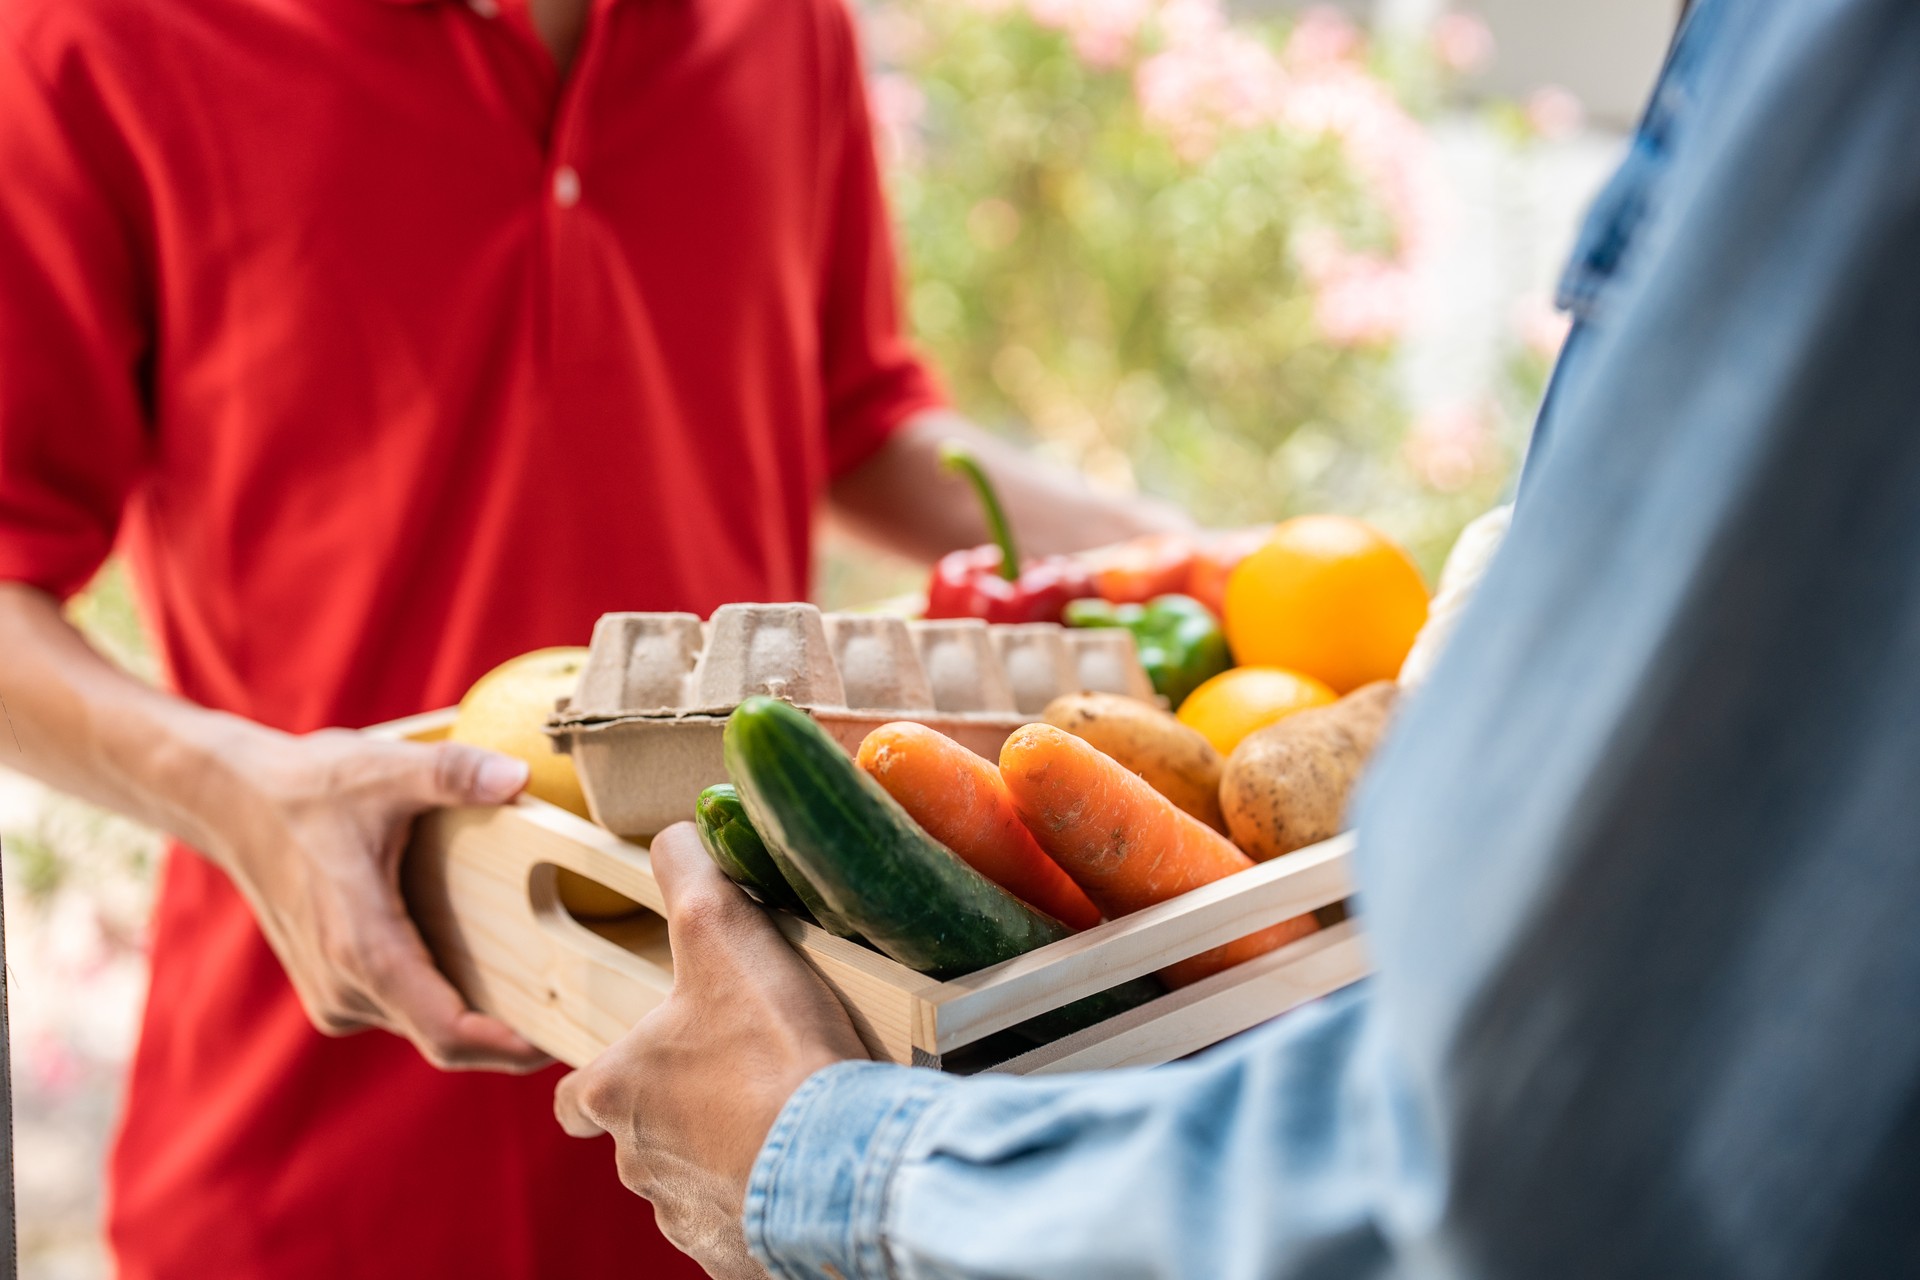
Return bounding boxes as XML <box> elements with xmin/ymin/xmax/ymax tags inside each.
<box><xmin>124</xmin><ymin>704</ymin><xmax>297</xmax><ymax>867</ymax></box>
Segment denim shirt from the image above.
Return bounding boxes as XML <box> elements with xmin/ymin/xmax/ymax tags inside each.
<box><xmin>745</xmin><ymin>1</ymin><xmax>1920</xmax><ymax>1274</ymax></box>
<box><xmin>1522</xmin><ymin>0</ymin><xmax>1723</xmax><ymax>480</ymax></box>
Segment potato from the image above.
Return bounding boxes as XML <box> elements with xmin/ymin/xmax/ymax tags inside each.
<box><xmin>1042</xmin><ymin>691</ymin><xmax>1226</xmax><ymax>831</ymax></box>
<box><xmin>1221</xmin><ymin>682</ymin><xmax>1399</xmax><ymax>861</ymax></box>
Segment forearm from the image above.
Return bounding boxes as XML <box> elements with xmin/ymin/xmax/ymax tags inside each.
<box><xmin>748</xmin><ymin>984</ymin><xmax>1388</xmax><ymax>1280</ymax></box>
<box><xmin>828</xmin><ymin>412</ymin><xmax>1192</xmax><ymax>564</ymax></box>
<box><xmin>0</xmin><ymin>581</ymin><xmax>279</xmax><ymax>864</ymax></box>
<box><xmin>0</xmin><ymin>579</ymin><xmax>547</xmax><ymax>1068</ymax></box>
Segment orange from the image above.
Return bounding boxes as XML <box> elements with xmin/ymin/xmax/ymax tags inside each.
<box><xmin>1223</xmin><ymin>515</ymin><xmax>1429</xmax><ymax>693</ymax></box>
<box><xmin>1176</xmin><ymin>666</ymin><xmax>1337</xmax><ymax>756</ymax></box>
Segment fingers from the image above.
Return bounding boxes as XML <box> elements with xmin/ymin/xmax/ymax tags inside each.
<box><xmin>364</xmin><ymin>911</ymin><xmax>551</xmax><ymax>1072</ymax></box>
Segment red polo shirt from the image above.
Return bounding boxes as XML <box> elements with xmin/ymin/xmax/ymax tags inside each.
<box><xmin>0</xmin><ymin>0</ymin><xmax>938</xmax><ymax>1271</ymax></box>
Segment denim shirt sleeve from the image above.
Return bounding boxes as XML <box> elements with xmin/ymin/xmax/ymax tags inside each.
<box><xmin>747</xmin><ymin>985</ymin><xmax>1392</xmax><ymax>1280</ymax></box>
<box><xmin>744</xmin><ymin>1061</ymin><xmax>949</xmax><ymax>1278</ymax></box>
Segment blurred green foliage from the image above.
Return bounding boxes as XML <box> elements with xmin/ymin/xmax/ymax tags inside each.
<box><xmin>895</xmin><ymin>30</ymin><xmax>1392</xmax><ymax>497</ymax></box>
<box><xmin>65</xmin><ymin>558</ymin><xmax>156</xmax><ymax>683</ymax></box>
<box><xmin>865</xmin><ymin>0</ymin><xmax>1525</xmax><ymax>578</ymax></box>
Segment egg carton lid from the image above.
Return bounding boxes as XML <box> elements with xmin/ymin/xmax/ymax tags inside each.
<box><xmin>547</xmin><ymin>602</ymin><xmax>1155</xmax><ymax>733</ymax></box>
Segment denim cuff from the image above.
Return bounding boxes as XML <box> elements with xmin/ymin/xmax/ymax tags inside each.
<box><xmin>744</xmin><ymin>1061</ymin><xmax>952</xmax><ymax>1280</ymax></box>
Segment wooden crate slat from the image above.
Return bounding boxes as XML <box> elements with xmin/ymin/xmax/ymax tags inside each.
<box><xmin>986</xmin><ymin>921</ymin><xmax>1369</xmax><ymax>1076</ymax></box>
<box><xmin>924</xmin><ymin>834</ymin><xmax>1355</xmax><ymax>1054</ymax></box>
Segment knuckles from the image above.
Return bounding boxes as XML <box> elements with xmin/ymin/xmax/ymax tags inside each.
<box><xmin>613</xmin><ymin>1146</ymin><xmax>658</xmax><ymax>1200</ymax></box>
<box><xmin>579</xmin><ymin>1072</ymin><xmax>633</xmax><ymax>1136</ymax></box>
<box><xmin>668</xmin><ymin>890</ymin><xmax>754</xmax><ymax>951</ymax></box>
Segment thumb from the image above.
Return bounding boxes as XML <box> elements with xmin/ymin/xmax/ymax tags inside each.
<box><xmin>649</xmin><ymin>821</ymin><xmax>748</xmax><ymax>917</ymax></box>
<box><xmin>417</xmin><ymin>741</ymin><xmax>530</xmax><ymax>807</ymax></box>
<box><xmin>649</xmin><ymin>822</ymin><xmax>781</xmax><ymax>963</ymax></box>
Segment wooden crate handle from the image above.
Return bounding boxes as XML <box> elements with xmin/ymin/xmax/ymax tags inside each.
<box><xmin>405</xmin><ymin>806</ymin><xmax>675</xmax><ymax>1066</ymax></box>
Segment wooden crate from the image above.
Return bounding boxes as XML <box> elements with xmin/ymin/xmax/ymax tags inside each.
<box><xmin>388</xmin><ymin>709</ymin><xmax>1370</xmax><ymax>1074</ymax></box>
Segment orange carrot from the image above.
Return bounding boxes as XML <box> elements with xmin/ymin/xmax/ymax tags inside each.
<box><xmin>858</xmin><ymin>722</ymin><xmax>1104</xmax><ymax>931</ymax></box>
<box><xmin>999</xmin><ymin>723</ymin><xmax>1317</xmax><ymax>987</ymax></box>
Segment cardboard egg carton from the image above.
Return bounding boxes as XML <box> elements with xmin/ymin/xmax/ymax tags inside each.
<box><xmin>547</xmin><ymin>603</ymin><xmax>1156</xmax><ymax>837</ymax></box>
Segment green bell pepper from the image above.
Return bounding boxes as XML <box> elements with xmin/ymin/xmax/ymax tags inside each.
<box><xmin>1064</xmin><ymin>592</ymin><xmax>1232</xmax><ymax>709</ymax></box>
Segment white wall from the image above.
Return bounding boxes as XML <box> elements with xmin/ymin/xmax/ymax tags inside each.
<box><xmin>1458</xmin><ymin>0</ymin><xmax>1678</xmax><ymax>127</ymax></box>
<box><xmin>1251</xmin><ymin>0</ymin><xmax>1681</xmax><ymax>130</ymax></box>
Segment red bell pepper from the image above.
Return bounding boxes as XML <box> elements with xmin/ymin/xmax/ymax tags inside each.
<box><xmin>924</xmin><ymin>443</ymin><xmax>1096</xmax><ymax>624</ymax></box>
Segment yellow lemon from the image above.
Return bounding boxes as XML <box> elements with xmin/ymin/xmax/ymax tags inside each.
<box><xmin>450</xmin><ymin>647</ymin><xmax>639</xmax><ymax>920</ymax></box>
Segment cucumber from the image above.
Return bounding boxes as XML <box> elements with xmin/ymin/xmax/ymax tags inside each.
<box><xmin>723</xmin><ymin>697</ymin><xmax>1162</xmax><ymax>1039</ymax></box>
<box><xmin>693</xmin><ymin>784</ymin><xmax>810</xmax><ymax>917</ymax></box>
<box><xmin>697</xmin><ymin>778</ymin><xmax>864</xmax><ymax>942</ymax></box>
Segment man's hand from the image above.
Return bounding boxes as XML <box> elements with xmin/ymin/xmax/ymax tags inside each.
<box><xmin>554</xmin><ymin>823</ymin><xmax>869</xmax><ymax>1278</ymax></box>
<box><xmin>0</xmin><ymin>582</ymin><xmax>547</xmax><ymax>1073</ymax></box>
<box><xmin>221</xmin><ymin>728</ymin><xmax>552</xmax><ymax>1072</ymax></box>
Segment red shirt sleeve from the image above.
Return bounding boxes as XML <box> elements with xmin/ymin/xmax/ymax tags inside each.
<box><xmin>813</xmin><ymin>0</ymin><xmax>944</xmax><ymax>479</ymax></box>
<box><xmin>0</xmin><ymin>28</ymin><xmax>151</xmax><ymax>600</ymax></box>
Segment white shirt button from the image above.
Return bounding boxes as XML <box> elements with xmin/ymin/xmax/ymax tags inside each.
<box><xmin>467</xmin><ymin>0</ymin><xmax>499</xmax><ymax>17</ymax></box>
<box><xmin>552</xmin><ymin>166</ymin><xmax>582</xmax><ymax>208</ymax></box>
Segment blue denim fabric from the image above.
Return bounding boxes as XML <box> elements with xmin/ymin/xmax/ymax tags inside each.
<box><xmin>1554</xmin><ymin>0</ymin><xmax>1726</xmax><ymax>323</ymax></box>
<box><xmin>745</xmin><ymin>1</ymin><xmax>1920</xmax><ymax>1274</ymax></box>
<box><xmin>1523</xmin><ymin>0</ymin><xmax>1724</xmax><ymax>484</ymax></box>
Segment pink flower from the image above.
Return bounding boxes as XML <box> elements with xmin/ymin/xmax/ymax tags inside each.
<box><xmin>1284</xmin><ymin>6</ymin><xmax>1361</xmax><ymax>70</ymax></box>
<box><xmin>1280</xmin><ymin>65</ymin><xmax>1441</xmax><ymax>262</ymax></box>
<box><xmin>1314</xmin><ymin>261</ymin><xmax>1415</xmax><ymax>346</ymax></box>
<box><xmin>1157</xmin><ymin>0</ymin><xmax>1226</xmax><ymax>49</ymax></box>
<box><xmin>1126</xmin><ymin>0</ymin><xmax>1441</xmax><ymax>290</ymax></box>
<box><xmin>1403</xmin><ymin>401</ymin><xmax>1498</xmax><ymax>491</ymax></box>
<box><xmin>1431</xmin><ymin>11</ymin><xmax>1495</xmax><ymax>76</ymax></box>
<box><xmin>1027</xmin><ymin>0</ymin><xmax>1154</xmax><ymax>68</ymax></box>
<box><xmin>1524</xmin><ymin>84</ymin><xmax>1586</xmax><ymax>140</ymax></box>
<box><xmin>1295</xmin><ymin>228</ymin><xmax>1415</xmax><ymax>346</ymax></box>
<box><xmin>1135</xmin><ymin>27</ymin><xmax>1289</xmax><ymax>158</ymax></box>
